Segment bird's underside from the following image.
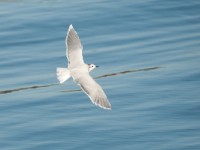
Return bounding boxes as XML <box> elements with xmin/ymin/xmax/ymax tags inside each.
<box><xmin>57</xmin><ymin>24</ymin><xmax>111</xmax><ymax>110</ymax></box>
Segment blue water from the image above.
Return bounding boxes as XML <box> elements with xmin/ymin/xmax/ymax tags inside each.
<box><xmin>0</xmin><ymin>0</ymin><xmax>200</xmax><ymax>149</ymax></box>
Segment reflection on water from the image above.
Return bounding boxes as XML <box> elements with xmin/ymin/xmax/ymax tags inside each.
<box><xmin>0</xmin><ymin>66</ymin><xmax>160</xmax><ymax>95</ymax></box>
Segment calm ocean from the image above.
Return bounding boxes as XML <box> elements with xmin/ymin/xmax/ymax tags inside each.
<box><xmin>0</xmin><ymin>0</ymin><xmax>200</xmax><ymax>149</ymax></box>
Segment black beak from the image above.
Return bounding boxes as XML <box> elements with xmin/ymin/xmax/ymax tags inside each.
<box><xmin>96</xmin><ymin>65</ymin><xmax>100</xmax><ymax>68</ymax></box>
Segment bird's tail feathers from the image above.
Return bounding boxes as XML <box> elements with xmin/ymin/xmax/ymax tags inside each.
<box><xmin>56</xmin><ymin>67</ymin><xmax>70</xmax><ymax>84</ymax></box>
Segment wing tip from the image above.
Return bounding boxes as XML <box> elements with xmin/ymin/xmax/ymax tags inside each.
<box><xmin>66</xmin><ymin>24</ymin><xmax>74</xmax><ymax>43</ymax></box>
<box><xmin>102</xmin><ymin>104</ymin><xmax>112</xmax><ymax>110</ymax></box>
<box><xmin>69</xmin><ymin>24</ymin><xmax>73</xmax><ymax>30</ymax></box>
<box><xmin>104</xmin><ymin>106</ymin><xmax>112</xmax><ymax>110</ymax></box>
<box><xmin>99</xmin><ymin>104</ymin><xmax>112</xmax><ymax>110</ymax></box>
<box><xmin>87</xmin><ymin>94</ymin><xmax>112</xmax><ymax>110</ymax></box>
<box><xmin>93</xmin><ymin>100</ymin><xmax>112</xmax><ymax>110</ymax></box>
<box><xmin>67</xmin><ymin>24</ymin><xmax>74</xmax><ymax>36</ymax></box>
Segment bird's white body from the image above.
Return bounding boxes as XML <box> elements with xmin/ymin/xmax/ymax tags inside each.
<box><xmin>56</xmin><ymin>25</ymin><xmax>111</xmax><ymax>110</ymax></box>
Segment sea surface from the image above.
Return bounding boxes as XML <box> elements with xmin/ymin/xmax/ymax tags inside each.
<box><xmin>0</xmin><ymin>0</ymin><xmax>200</xmax><ymax>149</ymax></box>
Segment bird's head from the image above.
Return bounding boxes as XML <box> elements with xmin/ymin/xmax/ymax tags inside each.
<box><xmin>88</xmin><ymin>64</ymin><xmax>99</xmax><ymax>72</ymax></box>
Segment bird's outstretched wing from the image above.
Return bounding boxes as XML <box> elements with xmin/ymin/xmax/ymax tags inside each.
<box><xmin>72</xmin><ymin>72</ymin><xmax>111</xmax><ymax>110</ymax></box>
<box><xmin>66</xmin><ymin>25</ymin><xmax>84</xmax><ymax>67</ymax></box>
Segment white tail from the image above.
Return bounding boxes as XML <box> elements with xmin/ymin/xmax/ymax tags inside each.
<box><xmin>56</xmin><ymin>68</ymin><xmax>71</xmax><ymax>84</ymax></box>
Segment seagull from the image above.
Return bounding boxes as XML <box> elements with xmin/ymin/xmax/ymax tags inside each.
<box><xmin>56</xmin><ymin>24</ymin><xmax>111</xmax><ymax>110</ymax></box>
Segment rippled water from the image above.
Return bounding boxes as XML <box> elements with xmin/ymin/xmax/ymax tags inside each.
<box><xmin>0</xmin><ymin>0</ymin><xmax>200</xmax><ymax>149</ymax></box>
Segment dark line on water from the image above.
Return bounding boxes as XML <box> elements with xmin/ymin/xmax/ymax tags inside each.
<box><xmin>0</xmin><ymin>83</ymin><xmax>59</xmax><ymax>94</ymax></box>
<box><xmin>95</xmin><ymin>66</ymin><xmax>160</xmax><ymax>79</ymax></box>
<box><xmin>0</xmin><ymin>66</ymin><xmax>160</xmax><ymax>95</ymax></box>
<box><xmin>61</xmin><ymin>89</ymin><xmax>81</xmax><ymax>93</ymax></box>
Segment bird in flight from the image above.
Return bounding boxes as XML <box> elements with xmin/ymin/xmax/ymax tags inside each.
<box><xmin>56</xmin><ymin>25</ymin><xmax>111</xmax><ymax>110</ymax></box>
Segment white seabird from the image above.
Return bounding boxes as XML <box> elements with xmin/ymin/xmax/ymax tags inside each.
<box><xmin>56</xmin><ymin>24</ymin><xmax>111</xmax><ymax>110</ymax></box>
